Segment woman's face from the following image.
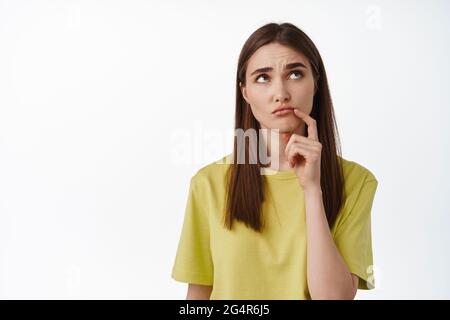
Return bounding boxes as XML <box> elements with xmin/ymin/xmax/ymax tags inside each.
<box><xmin>240</xmin><ymin>42</ymin><xmax>316</xmax><ymax>135</ymax></box>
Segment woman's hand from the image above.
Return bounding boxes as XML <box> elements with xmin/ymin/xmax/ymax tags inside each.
<box><xmin>283</xmin><ymin>109</ymin><xmax>322</xmax><ymax>191</ymax></box>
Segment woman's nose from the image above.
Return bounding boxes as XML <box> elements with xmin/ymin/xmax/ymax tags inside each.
<box><xmin>274</xmin><ymin>90</ymin><xmax>290</xmax><ymax>103</ymax></box>
<box><xmin>273</xmin><ymin>80</ymin><xmax>291</xmax><ymax>103</ymax></box>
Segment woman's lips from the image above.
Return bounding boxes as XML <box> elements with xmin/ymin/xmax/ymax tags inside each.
<box><xmin>273</xmin><ymin>107</ymin><xmax>294</xmax><ymax>116</ymax></box>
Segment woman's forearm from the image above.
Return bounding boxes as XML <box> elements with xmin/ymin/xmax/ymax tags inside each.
<box><xmin>303</xmin><ymin>186</ymin><xmax>356</xmax><ymax>300</ymax></box>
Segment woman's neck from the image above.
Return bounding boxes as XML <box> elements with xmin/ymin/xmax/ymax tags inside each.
<box><xmin>260</xmin><ymin>125</ymin><xmax>306</xmax><ymax>171</ymax></box>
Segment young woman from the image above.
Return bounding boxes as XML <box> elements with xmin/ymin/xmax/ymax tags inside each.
<box><xmin>171</xmin><ymin>22</ymin><xmax>378</xmax><ymax>300</ymax></box>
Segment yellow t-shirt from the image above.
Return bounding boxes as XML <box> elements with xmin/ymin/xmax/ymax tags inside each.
<box><xmin>171</xmin><ymin>153</ymin><xmax>378</xmax><ymax>299</ymax></box>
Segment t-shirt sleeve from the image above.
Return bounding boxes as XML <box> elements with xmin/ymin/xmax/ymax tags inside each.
<box><xmin>171</xmin><ymin>174</ymin><xmax>214</xmax><ymax>286</ymax></box>
<box><xmin>333</xmin><ymin>178</ymin><xmax>378</xmax><ymax>290</ymax></box>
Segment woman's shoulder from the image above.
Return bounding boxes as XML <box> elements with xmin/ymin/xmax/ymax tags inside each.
<box><xmin>338</xmin><ymin>155</ymin><xmax>378</xmax><ymax>187</ymax></box>
<box><xmin>190</xmin><ymin>153</ymin><xmax>233</xmax><ymax>185</ymax></box>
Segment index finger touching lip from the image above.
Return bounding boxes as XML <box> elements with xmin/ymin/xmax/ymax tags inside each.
<box><xmin>293</xmin><ymin>109</ymin><xmax>319</xmax><ymax>141</ymax></box>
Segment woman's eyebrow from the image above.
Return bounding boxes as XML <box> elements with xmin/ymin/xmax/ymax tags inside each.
<box><xmin>250</xmin><ymin>62</ymin><xmax>307</xmax><ymax>76</ymax></box>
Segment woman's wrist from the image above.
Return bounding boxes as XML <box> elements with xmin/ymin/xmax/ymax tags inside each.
<box><xmin>301</xmin><ymin>183</ymin><xmax>322</xmax><ymax>196</ymax></box>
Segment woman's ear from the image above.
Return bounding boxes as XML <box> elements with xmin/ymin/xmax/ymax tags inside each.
<box><xmin>240</xmin><ymin>82</ymin><xmax>249</xmax><ymax>103</ymax></box>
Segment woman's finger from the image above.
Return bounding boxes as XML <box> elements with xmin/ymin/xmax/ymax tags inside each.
<box><xmin>285</xmin><ymin>134</ymin><xmax>319</xmax><ymax>153</ymax></box>
<box><xmin>285</xmin><ymin>140</ymin><xmax>317</xmax><ymax>159</ymax></box>
<box><xmin>286</xmin><ymin>145</ymin><xmax>313</xmax><ymax>167</ymax></box>
<box><xmin>292</xmin><ymin>109</ymin><xmax>319</xmax><ymax>141</ymax></box>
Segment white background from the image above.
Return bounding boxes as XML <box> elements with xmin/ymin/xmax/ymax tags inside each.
<box><xmin>1</xmin><ymin>0</ymin><xmax>449</xmax><ymax>299</ymax></box>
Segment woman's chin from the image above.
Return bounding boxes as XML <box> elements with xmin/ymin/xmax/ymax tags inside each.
<box><xmin>268</xmin><ymin>122</ymin><xmax>297</xmax><ymax>132</ymax></box>
<box><xmin>260</xmin><ymin>119</ymin><xmax>299</xmax><ymax>132</ymax></box>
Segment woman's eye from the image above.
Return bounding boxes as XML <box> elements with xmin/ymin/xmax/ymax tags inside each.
<box><xmin>255</xmin><ymin>70</ymin><xmax>303</xmax><ymax>83</ymax></box>
<box><xmin>255</xmin><ymin>74</ymin><xmax>269</xmax><ymax>83</ymax></box>
<box><xmin>289</xmin><ymin>70</ymin><xmax>303</xmax><ymax>79</ymax></box>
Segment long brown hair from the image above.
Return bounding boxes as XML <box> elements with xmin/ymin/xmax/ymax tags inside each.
<box><xmin>224</xmin><ymin>22</ymin><xmax>345</xmax><ymax>232</ymax></box>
